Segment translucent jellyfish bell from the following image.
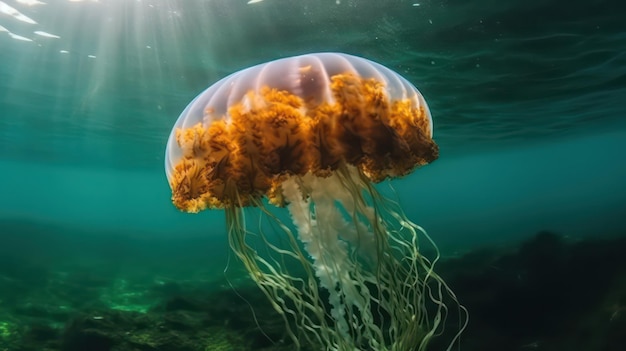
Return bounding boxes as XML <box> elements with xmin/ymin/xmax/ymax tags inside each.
<box><xmin>164</xmin><ymin>52</ymin><xmax>466</xmax><ymax>351</ymax></box>
<box><xmin>165</xmin><ymin>53</ymin><xmax>433</xmax><ymax>185</ymax></box>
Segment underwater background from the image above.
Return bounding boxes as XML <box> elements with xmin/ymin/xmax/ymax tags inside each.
<box><xmin>1</xmin><ymin>0</ymin><xmax>625</xmax><ymax>350</ymax></box>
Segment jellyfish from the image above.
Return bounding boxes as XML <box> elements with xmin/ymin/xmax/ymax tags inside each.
<box><xmin>164</xmin><ymin>53</ymin><xmax>467</xmax><ymax>351</ymax></box>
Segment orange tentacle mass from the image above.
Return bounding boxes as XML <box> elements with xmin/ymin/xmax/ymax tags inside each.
<box><xmin>170</xmin><ymin>73</ymin><xmax>438</xmax><ymax>212</ymax></box>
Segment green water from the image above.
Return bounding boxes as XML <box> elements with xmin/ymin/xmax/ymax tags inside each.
<box><xmin>0</xmin><ymin>0</ymin><xmax>625</xmax><ymax>350</ymax></box>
